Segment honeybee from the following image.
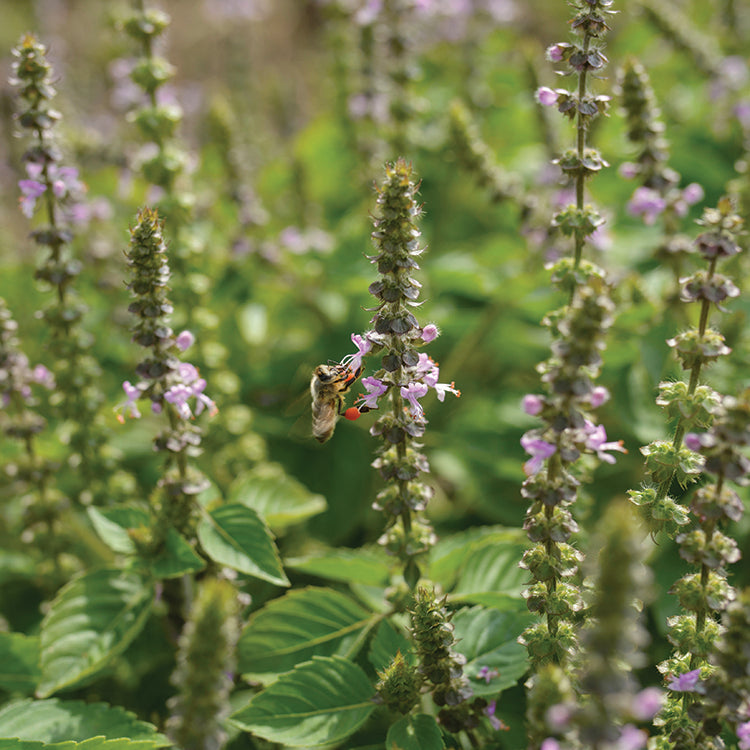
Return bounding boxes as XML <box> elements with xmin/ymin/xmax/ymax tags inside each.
<box><xmin>310</xmin><ymin>362</ymin><xmax>363</xmax><ymax>442</ymax></box>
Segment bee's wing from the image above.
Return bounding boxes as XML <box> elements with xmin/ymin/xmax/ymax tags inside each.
<box><xmin>286</xmin><ymin>363</ymin><xmax>320</xmax><ymax>442</ymax></box>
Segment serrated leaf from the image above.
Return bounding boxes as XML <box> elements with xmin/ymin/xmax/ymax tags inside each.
<box><xmin>286</xmin><ymin>547</ymin><xmax>390</xmax><ymax>586</ymax></box>
<box><xmin>386</xmin><ymin>714</ymin><xmax>444</xmax><ymax>750</ymax></box>
<box><xmin>37</xmin><ymin>570</ymin><xmax>154</xmax><ymax>697</ymax></box>
<box><xmin>150</xmin><ymin>529</ymin><xmax>206</xmax><ymax>580</ymax></box>
<box><xmin>87</xmin><ymin>507</ymin><xmax>150</xmax><ymax>556</ymax></box>
<box><xmin>228</xmin><ymin>464</ymin><xmax>326</xmax><ymax>531</ymax></box>
<box><xmin>0</xmin><ymin>633</ymin><xmax>40</xmax><ymax>694</ymax></box>
<box><xmin>238</xmin><ymin>587</ymin><xmax>374</xmax><ymax>683</ymax></box>
<box><xmin>368</xmin><ymin>620</ymin><xmax>413</xmax><ymax>673</ymax></box>
<box><xmin>197</xmin><ymin>504</ymin><xmax>289</xmax><ymax>586</ymax></box>
<box><xmin>0</xmin><ymin>699</ymin><xmax>169</xmax><ymax>746</ymax></box>
<box><xmin>449</xmin><ymin>534</ymin><xmax>527</xmax><ymax>605</ymax></box>
<box><xmin>453</xmin><ymin>607</ymin><xmax>531</xmax><ymax>695</ymax></box>
<box><xmin>230</xmin><ymin>656</ymin><xmax>375</xmax><ymax>746</ymax></box>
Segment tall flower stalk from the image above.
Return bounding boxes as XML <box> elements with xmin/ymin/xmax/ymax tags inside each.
<box><xmin>337</xmin><ymin>159</ymin><xmax>458</xmax><ymax>587</ymax></box>
<box><xmin>628</xmin><ymin>199</ymin><xmax>745</xmax><ymax>748</ymax></box>
<box><xmin>539</xmin><ymin>501</ymin><xmax>663</xmax><ymax>749</ymax></box>
<box><xmin>11</xmin><ymin>33</ymin><xmax>111</xmax><ymax>506</ymax></box>
<box><xmin>521</xmin><ymin>3</ymin><xmax>621</xmax><ymax>745</ymax></box>
<box><xmin>120</xmin><ymin>208</ymin><xmax>215</xmax><ymax>556</ymax></box>
<box><xmin>120</xmin><ymin>2</ymin><xmax>198</xmax><ymax>313</ymax></box>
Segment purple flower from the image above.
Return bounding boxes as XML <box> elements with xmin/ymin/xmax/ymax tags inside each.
<box><xmin>545</xmin><ymin>703</ymin><xmax>572</xmax><ymax>731</ymax></box>
<box><xmin>682</xmin><ymin>182</ymin><xmax>704</xmax><ymax>205</ymax></box>
<box><xmin>616</xmin><ymin>724</ymin><xmax>647</xmax><ymax>750</ymax></box>
<box><xmin>357</xmin><ymin>376</ymin><xmax>388</xmax><ymax>411</ymax></box>
<box><xmin>684</xmin><ymin>432</ymin><xmax>703</xmax><ymax>452</ymax></box>
<box><xmin>522</xmin><ymin>394</ymin><xmax>544</xmax><ymax>416</ymax></box>
<box><xmin>421</xmin><ymin>323</ymin><xmax>439</xmax><ymax>343</ymax></box>
<box><xmin>521</xmin><ymin>433</ymin><xmax>556</xmax><ymax>475</ymax></box>
<box><xmin>618</xmin><ymin>161</ymin><xmax>640</xmax><ymax>179</ymax></box>
<box><xmin>116</xmin><ymin>380</ymin><xmax>143</xmax><ymax>423</ymax></box>
<box><xmin>583</xmin><ymin>421</ymin><xmax>626</xmax><ymax>464</ymax></box>
<box><xmin>164</xmin><ymin>363</ymin><xmax>218</xmax><ymax>420</ymax></box>
<box><xmin>415</xmin><ymin>353</ymin><xmax>439</xmax><ymax>383</ymax></box>
<box><xmin>668</xmin><ymin>668</ymin><xmax>701</xmax><ymax>692</ymax></box>
<box><xmin>737</xmin><ymin>720</ymin><xmax>750</xmax><ymax>750</ymax></box>
<box><xmin>477</xmin><ymin>666</ymin><xmax>499</xmax><ymax>684</ymax></box>
<box><xmin>631</xmin><ymin>687</ymin><xmax>664</xmax><ymax>720</ymax></box>
<box><xmin>589</xmin><ymin>386</ymin><xmax>610</xmax><ymax>408</ymax></box>
<box><xmin>354</xmin><ymin>0</ymin><xmax>381</xmax><ymax>25</ymax></box>
<box><xmin>175</xmin><ymin>330</ymin><xmax>195</xmax><ymax>352</ymax></box>
<box><xmin>340</xmin><ymin>333</ymin><xmax>372</xmax><ymax>372</ymax></box>
<box><xmin>401</xmin><ymin>381</ymin><xmax>429</xmax><ymax>418</ymax></box>
<box><xmin>627</xmin><ymin>187</ymin><xmax>667</xmax><ymax>225</ymax></box>
<box><xmin>18</xmin><ymin>179</ymin><xmax>46</xmax><ymax>218</ymax></box>
<box><xmin>540</xmin><ymin>740</ymin><xmax>560</xmax><ymax>750</ymax></box>
<box><xmin>32</xmin><ymin>364</ymin><xmax>55</xmax><ymax>389</ymax></box>
<box><xmin>483</xmin><ymin>700</ymin><xmax>507</xmax><ymax>731</ymax></box>
<box><xmin>536</xmin><ymin>86</ymin><xmax>559</xmax><ymax>107</ymax></box>
<box><xmin>546</xmin><ymin>43</ymin><xmax>566</xmax><ymax>62</ymax></box>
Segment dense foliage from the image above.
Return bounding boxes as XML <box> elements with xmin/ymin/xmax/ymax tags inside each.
<box><xmin>1</xmin><ymin>1</ymin><xmax>750</xmax><ymax>749</ymax></box>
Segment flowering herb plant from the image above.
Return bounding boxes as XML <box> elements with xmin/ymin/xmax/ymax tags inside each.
<box><xmin>1</xmin><ymin>2</ymin><xmax>750</xmax><ymax>750</ymax></box>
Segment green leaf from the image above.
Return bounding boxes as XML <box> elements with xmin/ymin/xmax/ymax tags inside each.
<box><xmin>452</xmin><ymin>607</ymin><xmax>531</xmax><ymax>695</ymax></box>
<box><xmin>230</xmin><ymin>656</ymin><xmax>375</xmax><ymax>747</ymax></box>
<box><xmin>0</xmin><ymin>740</ymin><xmax>160</xmax><ymax>750</ymax></box>
<box><xmin>37</xmin><ymin>570</ymin><xmax>154</xmax><ymax>697</ymax></box>
<box><xmin>286</xmin><ymin>547</ymin><xmax>390</xmax><ymax>586</ymax></box>
<box><xmin>385</xmin><ymin>714</ymin><xmax>445</xmax><ymax>750</ymax></box>
<box><xmin>87</xmin><ymin>507</ymin><xmax>150</xmax><ymax>556</ymax></box>
<box><xmin>237</xmin><ymin>587</ymin><xmax>374</xmax><ymax>683</ymax></box>
<box><xmin>367</xmin><ymin>620</ymin><xmax>413</xmax><ymax>673</ymax></box>
<box><xmin>449</xmin><ymin>534</ymin><xmax>527</xmax><ymax>606</ymax></box>
<box><xmin>150</xmin><ymin>529</ymin><xmax>206</xmax><ymax>580</ymax></box>
<box><xmin>197</xmin><ymin>504</ymin><xmax>289</xmax><ymax>587</ymax></box>
<box><xmin>429</xmin><ymin>527</ymin><xmax>526</xmax><ymax>590</ymax></box>
<box><xmin>228</xmin><ymin>464</ymin><xmax>326</xmax><ymax>531</ymax></box>
<box><xmin>0</xmin><ymin>698</ymin><xmax>169</xmax><ymax>746</ymax></box>
<box><xmin>0</xmin><ymin>633</ymin><xmax>40</xmax><ymax>695</ymax></box>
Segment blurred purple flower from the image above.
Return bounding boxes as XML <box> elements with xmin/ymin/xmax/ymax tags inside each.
<box><xmin>589</xmin><ymin>386</ymin><xmax>610</xmax><ymax>408</ymax></box>
<box><xmin>523</xmin><ymin>393</ymin><xmax>544</xmax><ymax>416</ymax></box>
<box><xmin>116</xmin><ymin>380</ymin><xmax>143</xmax><ymax>423</ymax></box>
<box><xmin>684</xmin><ymin>432</ymin><xmax>703</xmax><ymax>452</ymax></box>
<box><xmin>18</xmin><ymin>179</ymin><xmax>46</xmax><ymax>218</ymax></box>
<box><xmin>421</xmin><ymin>323</ymin><xmax>439</xmax><ymax>342</ymax></box>
<box><xmin>32</xmin><ymin>364</ymin><xmax>55</xmax><ymax>389</ymax></box>
<box><xmin>631</xmin><ymin>686</ymin><xmax>664</xmax><ymax>720</ymax></box>
<box><xmin>737</xmin><ymin>720</ymin><xmax>750</xmax><ymax>750</ymax></box>
<box><xmin>546</xmin><ymin>43</ymin><xmax>566</xmax><ymax>62</ymax></box>
<box><xmin>521</xmin><ymin>433</ymin><xmax>556</xmax><ymax>475</ymax></box>
<box><xmin>627</xmin><ymin>187</ymin><xmax>666</xmax><ymax>225</ymax></box>
<box><xmin>616</xmin><ymin>724</ymin><xmax>647</xmax><ymax>750</ymax></box>
<box><xmin>536</xmin><ymin>86</ymin><xmax>558</xmax><ymax>107</ymax></box>
<box><xmin>483</xmin><ymin>699</ymin><xmax>507</xmax><ymax>731</ymax></box>
<box><xmin>668</xmin><ymin>668</ymin><xmax>701</xmax><ymax>692</ymax></box>
<box><xmin>478</xmin><ymin>665</ymin><xmax>499</xmax><ymax>684</ymax></box>
<box><xmin>176</xmin><ymin>330</ymin><xmax>195</xmax><ymax>352</ymax></box>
